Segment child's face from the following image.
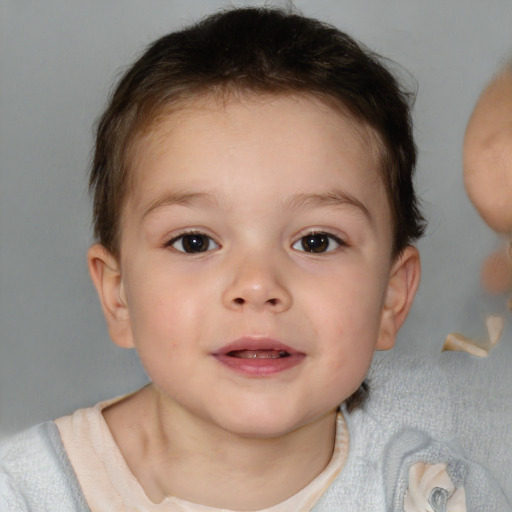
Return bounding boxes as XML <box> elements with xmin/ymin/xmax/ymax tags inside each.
<box><xmin>91</xmin><ymin>94</ymin><xmax>419</xmax><ymax>437</ymax></box>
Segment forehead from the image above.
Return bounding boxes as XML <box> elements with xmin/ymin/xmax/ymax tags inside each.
<box><xmin>129</xmin><ymin>92</ymin><xmax>383</xmax><ymax>183</ymax></box>
<box><xmin>124</xmin><ymin>93</ymin><xmax>389</xmax><ymax>229</ymax></box>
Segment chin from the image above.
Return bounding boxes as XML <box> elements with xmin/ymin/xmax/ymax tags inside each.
<box><xmin>212</xmin><ymin>406</ymin><xmax>316</xmax><ymax>440</ymax></box>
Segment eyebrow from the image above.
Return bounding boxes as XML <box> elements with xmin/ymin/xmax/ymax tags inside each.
<box><xmin>286</xmin><ymin>191</ymin><xmax>371</xmax><ymax>220</ymax></box>
<box><xmin>143</xmin><ymin>189</ymin><xmax>371</xmax><ymax>220</ymax></box>
<box><xmin>143</xmin><ymin>191</ymin><xmax>220</xmax><ymax>218</ymax></box>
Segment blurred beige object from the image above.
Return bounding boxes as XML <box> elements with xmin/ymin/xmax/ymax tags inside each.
<box><xmin>442</xmin><ymin>333</ymin><xmax>489</xmax><ymax>357</ymax></box>
<box><xmin>404</xmin><ymin>462</ymin><xmax>466</xmax><ymax>512</ymax></box>
<box><xmin>485</xmin><ymin>314</ymin><xmax>505</xmax><ymax>346</ymax></box>
<box><xmin>443</xmin><ymin>314</ymin><xmax>505</xmax><ymax>356</ymax></box>
<box><xmin>463</xmin><ymin>66</ymin><xmax>512</xmax><ymax>234</ymax></box>
<box><xmin>480</xmin><ymin>246</ymin><xmax>512</xmax><ymax>294</ymax></box>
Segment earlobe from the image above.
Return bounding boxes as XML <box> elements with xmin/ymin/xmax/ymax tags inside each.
<box><xmin>377</xmin><ymin>246</ymin><xmax>421</xmax><ymax>351</ymax></box>
<box><xmin>87</xmin><ymin>244</ymin><xmax>134</xmax><ymax>349</ymax></box>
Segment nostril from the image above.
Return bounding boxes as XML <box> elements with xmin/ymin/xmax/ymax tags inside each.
<box><xmin>232</xmin><ymin>297</ymin><xmax>279</xmax><ymax>306</ymax></box>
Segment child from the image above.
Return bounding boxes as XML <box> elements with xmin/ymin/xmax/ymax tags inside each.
<box><xmin>1</xmin><ymin>7</ymin><xmax>508</xmax><ymax>511</ymax></box>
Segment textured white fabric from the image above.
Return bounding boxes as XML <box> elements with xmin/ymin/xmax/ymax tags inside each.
<box><xmin>0</xmin><ymin>422</ymin><xmax>89</xmax><ymax>512</ymax></box>
<box><xmin>310</xmin><ymin>349</ymin><xmax>512</xmax><ymax>511</ymax></box>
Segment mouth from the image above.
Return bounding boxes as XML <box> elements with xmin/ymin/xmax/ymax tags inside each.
<box><xmin>226</xmin><ymin>349</ymin><xmax>291</xmax><ymax>359</ymax></box>
<box><xmin>213</xmin><ymin>338</ymin><xmax>305</xmax><ymax>376</ymax></box>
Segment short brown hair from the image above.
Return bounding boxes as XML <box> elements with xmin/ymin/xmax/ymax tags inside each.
<box><xmin>89</xmin><ymin>7</ymin><xmax>426</xmax><ymax>412</ymax></box>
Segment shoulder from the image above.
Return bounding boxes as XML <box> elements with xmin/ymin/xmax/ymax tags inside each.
<box><xmin>0</xmin><ymin>422</ymin><xmax>89</xmax><ymax>512</ymax></box>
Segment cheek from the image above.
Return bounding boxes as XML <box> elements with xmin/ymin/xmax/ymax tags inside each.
<box><xmin>315</xmin><ymin>344</ymin><xmax>374</xmax><ymax>407</ymax></box>
<box><xmin>123</xmin><ymin>264</ymin><xmax>220</xmax><ymax>350</ymax></box>
<box><xmin>307</xmin><ymin>271</ymin><xmax>386</xmax><ymax>368</ymax></box>
<box><xmin>123</xmin><ymin>274</ymin><xmax>179</xmax><ymax>348</ymax></box>
<box><xmin>321</xmin><ymin>275</ymin><xmax>385</xmax><ymax>334</ymax></box>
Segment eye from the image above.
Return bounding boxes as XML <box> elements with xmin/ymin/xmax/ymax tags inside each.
<box><xmin>167</xmin><ymin>232</ymin><xmax>220</xmax><ymax>253</ymax></box>
<box><xmin>292</xmin><ymin>232</ymin><xmax>344</xmax><ymax>253</ymax></box>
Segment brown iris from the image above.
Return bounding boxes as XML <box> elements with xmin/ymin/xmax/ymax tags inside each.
<box><xmin>301</xmin><ymin>233</ymin><xmax>329</xmax><ymax>253</ymax></box>
<box><xmin>181</xmin><ymin>234</ymin><xmax>210</xmax><ymax>253</ymax></box>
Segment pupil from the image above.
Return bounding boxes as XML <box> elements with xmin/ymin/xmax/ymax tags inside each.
<box><xmin>302</xmin><ymin>234</ymin><xmax>328</xmax><ymax>253</ymax></box>
<box><xmin>183</xmin><ymin>234</ymin><xmax>208</xmax><ymax>253</ymax></box>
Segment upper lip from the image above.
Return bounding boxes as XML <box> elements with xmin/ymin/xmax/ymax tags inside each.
<box><xmin>213</xmin><ymin>337</ymin><xmax>303</xmax><ymax>356</ymax></box>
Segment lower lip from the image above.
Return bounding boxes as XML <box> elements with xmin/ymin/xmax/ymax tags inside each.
<box><xmin>213</xmin><ymin>353</ymin><xmax>305</xmax><ymax>376</ymax></box>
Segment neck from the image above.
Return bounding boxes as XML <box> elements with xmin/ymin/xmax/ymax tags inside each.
<box><xmin>103</xmin><ymin>385</ymin><xmax>338</xmax><ymax>510</ymax></box>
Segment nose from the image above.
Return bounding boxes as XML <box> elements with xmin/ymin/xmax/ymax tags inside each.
<box><xmin>222</xmin><ymin>254</ymin><xmax>292</xmax><ymax>313</ymax></box>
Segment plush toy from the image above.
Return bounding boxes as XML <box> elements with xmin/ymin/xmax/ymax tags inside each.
<box><xmin>444</xmin><ymin>64</ymin><xmax>512</xmax><ymax>356</ymax></box>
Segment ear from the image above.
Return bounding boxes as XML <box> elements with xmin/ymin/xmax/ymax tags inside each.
<box><xmin>376</xmin><ymin>246</ymin><xmax>421</xmax><ymax>351</ymax></box>
<box><xmin>87</xmin><ymin>244</ymin><xmax>134</xmax><ymax>349</ymax></box>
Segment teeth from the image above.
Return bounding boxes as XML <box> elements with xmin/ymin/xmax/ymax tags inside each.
<box><xmin>229</xmin><ymin>349</ymin><xmax>289</xmax><ymax>359</ymax></box>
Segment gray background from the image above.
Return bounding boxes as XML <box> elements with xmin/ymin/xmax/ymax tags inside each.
<box><xmin>1</xmin><ymin>0</ymin><xmax>511</xmax><ymax>447</ymax></box>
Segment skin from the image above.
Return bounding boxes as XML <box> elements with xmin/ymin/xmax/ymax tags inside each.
<box><xmin>88</xmin><ymin>93</ymin><xmax>420</xmax><ymax>509</ymax></box>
